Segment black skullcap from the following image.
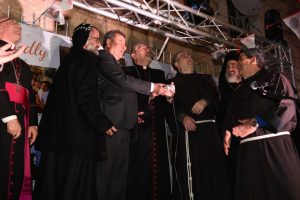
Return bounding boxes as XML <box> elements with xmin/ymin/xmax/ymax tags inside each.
<box><xmin>72</xmin><ymin>23</ymin><xmax>93</xmax><ymax>48</ymax></box>
<box><xmin>223</xmin><ymin>51</ymin><xmax>240</xmax><ymax>67</ymax></box>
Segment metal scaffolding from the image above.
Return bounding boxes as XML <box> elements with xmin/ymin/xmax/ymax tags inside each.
<box><xmin>73</xmin><ymin>0</ymin><xmax>296</xmax><ymax>87</ymax></box>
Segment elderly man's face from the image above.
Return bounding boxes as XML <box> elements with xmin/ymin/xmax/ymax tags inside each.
<box><xmin>131</xmin><ymin>44</ymin><xmax>152</xmax><ymax>66</ymax></box>
<box><xmin>107</xmin><ymin>33</ymin><xmax>126</xmax><ymax>61</ymax></box>
<box><xmin>0</xmin><ymin>18</ymin><xmax>22</xmax><ymax>44</ymax></box>
<box><xmin>226</xmin><ymin>60</ymin><xmax>239</xmax><ymax>75</ymax></box>
<box><xmin>84</xmin><ymin>28</ymin><xmax>101</xmax><ymax>55</ymax></box>
<box><xmin>225</xmin><ymin>60</ymin><xmax>241</xmax><ymax>83</ymax></box>
<box><xmin>175</xmin><ymin>52</ymin><xmax>194</xmax><ymax>72</ymax></box>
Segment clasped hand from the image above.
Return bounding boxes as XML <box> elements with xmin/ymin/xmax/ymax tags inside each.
<box><xmin>7</xmin><ymin>119</ymin><xmax>38</xmax><ymax>145</ymax></box>
<box><xmin>152</xmin><ymin>82</ymin><xmax>175</xmax><ymax>98</ymax></box>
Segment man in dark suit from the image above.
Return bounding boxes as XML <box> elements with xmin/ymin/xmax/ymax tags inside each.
<box><xmin>96</xmin><ymin>30</ymin><xmax>169</xmax><ymax>200</ymax></box>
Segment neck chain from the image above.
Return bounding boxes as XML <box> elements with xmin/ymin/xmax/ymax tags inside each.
<box><xmin>11</xmin><ymin>58</ymin><xmax>21</xmax><ymax>87</ymax></box>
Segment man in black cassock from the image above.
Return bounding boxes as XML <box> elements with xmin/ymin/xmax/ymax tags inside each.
<box><xmin>33</xmin><ymin>23</ymin><xmax>114</xmax><ymax>200</ymax></box>
<box><xmin>223</xmin><ymin>48</ymin><xmax>300</xmax><ymax>200</ymax></box>
<box><xmin>216</xmin><ymin>51</ymin><xmax>241</xmax><ymax>198</ymax></box>
<box><xmin>123</xmin><ymin>42</ymin><xmax>173</xmax><ymax>200</ymax></box>
<box><xmin>169</xmin><ymin>50</ymin><xmax>230</xmax><ymax>200</ymax></box>
<box><xmin>217</xmin><ymin>51</ymin><xmax>241</xmax><ymax>135</ymax></box>
<box><xmin>0</xmin><ymin>17</ymin><xmax>38</xmax><ymax>200</ymax></box>
<box><xmin>96</xmin><ymin>30</ymin><xmax>170</xmax><ymax>200</ymax></box>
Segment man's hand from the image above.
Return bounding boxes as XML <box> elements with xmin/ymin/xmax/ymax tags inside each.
<box><xmin>166</xmin><ymin>97</ymin><xmax>173</xmax><ymax>103</ymax></box>
<box><xmin>223</xmin><ymin>130</ymin><xmax>231</xmax><ymax>156</ymax></box>
<box><xmin>0</xmin><ymin>44</ymin><xmax>26</xmax><ymax>64</ymax></box>
<box><xmin>138</xmin><ymin>112</ymin><xmax>144</xmax><ymax>124</ymax></box>
<box><xmin>152</xmin><ymin>83</ymin><xmax>166</xmax><ymax>96</ymax></box>
<box><xmin>6</xmin><ymin>119</ymin><xmax>22</xmax><ymax>139</ymax></box>
<box><xmin>105</xmin><ymin>126</ymin><xmax>118</xmax><ymax>136</ymax></box>
<box><xmin>191</xmin><ymin>99</ymin><xmax>207</xmax><ymax>115</ymax></box>
<box><xmin>28</xmin><ymin>126</ymin><xmax>38</xmax><ymax>145</ymax></box>
<box><xmin>232</xmin><ymin>119</ymin><xmax>257</xmax><ymax>138</ymax></box>
<box><xmin>163</xmin><ymin>82</ymin><xmax>175</xmax><ymax>98</ymax></box>
<box><xmin>182</xmin><ymin>115</ymin><xmax>196</xmax><ymax>132</ymax></box>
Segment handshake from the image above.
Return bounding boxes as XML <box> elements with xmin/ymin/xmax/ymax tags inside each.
<box><xmin>153</xmin><ymin>82</ymin><xmax>175</xmax><ymax>98</ymax></box>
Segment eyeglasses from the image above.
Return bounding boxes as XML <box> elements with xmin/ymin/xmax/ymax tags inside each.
<box><xmin>88</xmin><ymin>36</ymin><xmax>101</xmax><ymax>43</ymax></box>
<box><xmin>135</xmin><ymin>45</ymin><xmax>151</xmax><ymax>52</ymax></box>
<box><xmin>0</xmin><ymin>18</ymin><xmax>12</xmax><ymax>24</ymax></box>
<box><xmin>134</xmin><ymin>45</ymin><xmax>156</xmax><ymax>57</ymax></box>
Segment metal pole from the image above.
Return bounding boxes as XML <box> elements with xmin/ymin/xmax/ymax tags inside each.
<box><xmin>74</xmin><ymin>1</ymin><xmax>190</xmax><ymax>44</ymax></box>
<box><xmin>277</xmin><ymin>45</ymin><xmax>284</xmax><ymax>73</ymax></box>
<box><xmin>101</xmin><ymin>0</ymin><xmax>240</xmax><ymax>48</ymax></box>
<box><xmin>65</xmin><ymin>20</ymin><xmax>69</xmax><ymax>37</ymax></box>
<box><xmin>7</xmin><ymin>4</ymin><xmax>10</xmax><ymax>17</ymax></box>
<box><xmin>156</xmin><ymin>37</ymin><xmax>170</xmax><ymax>60</ymax></box>
<box><xmin>288</xmin><ymin>48</ymin><xmax>297</xmax><ymax>90</ymax></box>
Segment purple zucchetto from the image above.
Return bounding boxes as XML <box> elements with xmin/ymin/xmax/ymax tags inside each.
<box><xmin>72</xmin><ymin>23</ymin><xmax>93</xmax><ymax>48</ymax></box>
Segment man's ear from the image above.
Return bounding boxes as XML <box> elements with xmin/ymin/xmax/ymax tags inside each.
<box><xmin>131</xmin><ymin>52</ymin><xmax>135</xmax><ymax>59</ymax></box>
<box><xmin>250</xmin><ymin>56</ymin><xmax>256</xmax><ymax>64</ymax></box>
<box><xmin>174</xmin><ymin>61</ymin><xmax>180</xmax><ymax>70</ymax></box>
<box><xmin>106</xmin><ymin>39</ymin><xmax>112</xmax><ymax>48</ymax></box>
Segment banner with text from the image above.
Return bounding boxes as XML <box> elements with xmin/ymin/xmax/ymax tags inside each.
<box><xmin>20</xmin><ymin>23</ymin><xmax>72</xmax><ymax>69</ymax></box>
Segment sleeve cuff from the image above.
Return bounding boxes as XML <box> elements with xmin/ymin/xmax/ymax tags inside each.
<box><xmin>150</xmin><ymin>82</ymin><xmax>154</xmax><ymax>92</ymax></box>
<box><xmin>2</xmin><ymin>115</ymin><xmax>17</xmax><ymax>123</ymax></box>
<box><xmin>255</xmin><ymin>116</ymin><xmax>268</xmax><ymax>128</ymax></box>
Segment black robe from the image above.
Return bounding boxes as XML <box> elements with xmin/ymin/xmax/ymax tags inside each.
<box><xmin>169</xmin><ymin>72</ymin><xmax>230</xmax><ymax>200</ymax></box>
<box><xmin>34</xmin><ymin>46</ymin><xmax>112</xmax><ymax>200</ymax></box>
<box><xmin>217</xmin><ymin>77</ymin><xmax>242</xmax><ymax>198</ymax></box>
<box><xmin>123</xmin><ymin>65</ymin><xmax>171</xmax><ymax>200</ymax></box>
<box><xmin>0</xmin><ymin>40</ymin><xmax>38</xmax><ymax>200</ymax></box>
<box><xmin>224</xmin><ymin>68</ymin><xmax>300</xmax><ymax>200</ymax></box>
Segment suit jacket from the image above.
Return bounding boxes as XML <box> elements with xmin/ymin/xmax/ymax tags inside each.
<box><xmin>97</xmin><ymin>50</ymin><xmax>151</xmax><ymax>130</ymax></box>
<box><xmin>36</xmin><ymin>46</ymin><xmax>112</xmax><ymax>160</ymax></box>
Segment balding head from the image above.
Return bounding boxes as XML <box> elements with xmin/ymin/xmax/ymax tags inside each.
<box><xmin>0</xmin><ymin>17</ymin><xmax>22</xmax><ymax>44</ymax></box>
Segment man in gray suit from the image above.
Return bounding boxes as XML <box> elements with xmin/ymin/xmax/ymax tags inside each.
<box><xmin>96</xmin><ymin>30</ymin><xmax>171</xmax><ymax>200</ymax></box>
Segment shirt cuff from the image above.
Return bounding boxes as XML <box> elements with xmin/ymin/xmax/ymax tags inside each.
<box><xmin>150</xmin><ymin>82</ymin><xmax>154</xmax><ymax>92</ymax></box>
<box><xmin>2</xmin><ymin>115</ymin><xmax>17</xmax><ymax>123</ymax></box>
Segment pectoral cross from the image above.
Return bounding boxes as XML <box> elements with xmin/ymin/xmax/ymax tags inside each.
<box><xmin>16</xmin><ymin>80</ymin><xmax>20</xmax><ymax>93</ymax></box>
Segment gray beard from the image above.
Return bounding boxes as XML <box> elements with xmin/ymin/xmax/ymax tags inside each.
<box><xmin>86</xmin><ymin>44</ymin><xmax>99</xmax><ymax>55</ymax></box>
<box><xmin>225</xmin><ymin>74</ymin><xmax>241</xmax><ymax>83</ymax></box>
